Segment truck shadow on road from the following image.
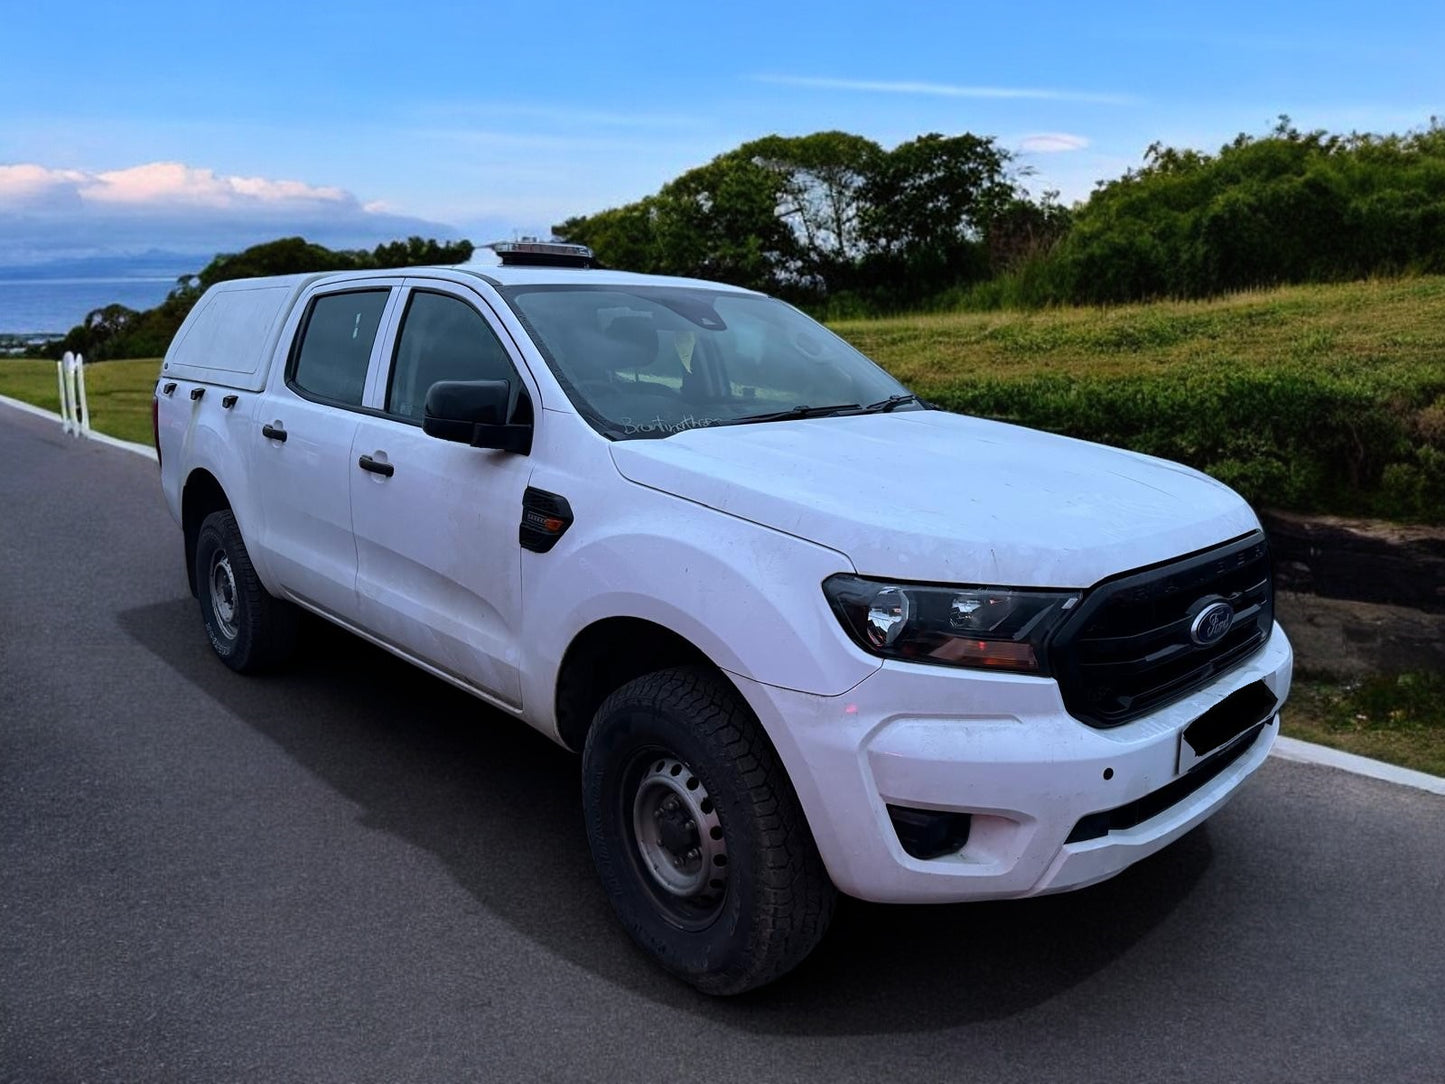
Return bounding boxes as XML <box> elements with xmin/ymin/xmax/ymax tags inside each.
<box><xmin>120</xmin><ymin>598</ymin><xmax>1214</xmax><ymax>1036</ymax></box>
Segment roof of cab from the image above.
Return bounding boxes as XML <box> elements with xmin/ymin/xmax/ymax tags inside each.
<box><xmin>287</xmin><ymin>262</ymin><xmax>761</xmax><ymax>294</ymax></box>
<box><xmin>195</xmin><ymin>262</ymin><xmax>759</xmax><ymax>296</ymax></box>
<box><xmin>443</xmin><ymin>262</ymin><xmax>760</xmax><ymax>294</ymax></box>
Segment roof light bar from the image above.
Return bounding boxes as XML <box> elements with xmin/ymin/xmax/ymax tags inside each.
<box><xmin>486</xmin><ymin>239</ymin><xmax>595</xmax><ymax>269</ymax></box>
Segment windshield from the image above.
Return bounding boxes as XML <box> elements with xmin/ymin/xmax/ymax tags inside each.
<box><xmin>500</xmin><ymin>285</ymin><xmax>914</xmax><ymax>439</ymax></box>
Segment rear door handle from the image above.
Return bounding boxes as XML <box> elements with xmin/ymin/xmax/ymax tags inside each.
<box><xmin>358</xmin><ymin>454</ymin><xmax>394</xmax><ymax>478</ymax></box>
<box><xmin>261</xmin><ymin>423</ymin><xmax>287</xmax><ymax>443</ymax></box>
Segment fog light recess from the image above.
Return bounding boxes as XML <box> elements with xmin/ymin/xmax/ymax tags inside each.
<box><xmin>886</xmin><ymin>804</ymin><xmax>972</xmax><ymax>860</ymax></box>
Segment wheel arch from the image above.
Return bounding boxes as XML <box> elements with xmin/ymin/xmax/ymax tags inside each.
<box><xmin>553</xmin><ymin>617</ymin><xmax>722</xmax><ymax>753</ymax></box>
<box><xmin>182</xmin><ymin>468</ymin><xmax>232</xmax><ymax>597</ymax></box>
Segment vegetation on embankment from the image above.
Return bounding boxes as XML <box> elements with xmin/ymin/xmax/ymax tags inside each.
<box><xmin>833</xmin><ymin>276</ymin><xmax>1445</xmax><ymax>524</ymax></box>
<box><xmin>953</xmin><ymin>120</ymin><xmax>1445</xmax><ymax>310</ymax></box>
<box><xmin>0</xmin><ymin>358</ymin><xmax>160</xmax><ymax>445</ymax></box>
<box><xmin>1287</xmin><ymin>670</ymin><xmax>1445</xmax><ymax>777</ymax></box>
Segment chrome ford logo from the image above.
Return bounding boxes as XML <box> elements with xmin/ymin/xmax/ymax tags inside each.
<box><xmin>1190</xmin><ymin>601</ymin><xmax>1235</xmax><ymax>646</ymax></box>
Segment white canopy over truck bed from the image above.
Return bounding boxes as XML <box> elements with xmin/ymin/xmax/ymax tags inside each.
<box><xmin>161</xmin><ymin>273</ymin><xmax>329</xmax><ymax>392</ymax></box>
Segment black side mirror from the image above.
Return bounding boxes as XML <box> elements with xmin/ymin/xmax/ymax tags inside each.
<box><xmin>422</xmin><ymin>380</ymin><xmax>532</xmax><ymax>454</ymax></box>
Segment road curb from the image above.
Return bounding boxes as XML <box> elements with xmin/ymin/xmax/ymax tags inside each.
<box><xmin>0</xmin><ymin>393</ymin><xmax>158</xmax><ymax>461</ymax></box>
<box><xmin>1271</xmin><ymin>735</ymin><xmax>1445</xmax><ymax>795</ymax></box>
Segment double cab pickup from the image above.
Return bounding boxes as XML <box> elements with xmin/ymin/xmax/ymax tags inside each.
<box><xmin>155</xmin><ymin>245</ymin><xmax>1293</xmax><ymax>993</ymax></box>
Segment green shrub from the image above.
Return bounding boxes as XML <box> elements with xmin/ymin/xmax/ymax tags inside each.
<box><xmin>1011</xmin><ymin>121</ymin><xmax>1445</xmax><ymax>307</ymax></box>
<box><xmin>906</xmin><ymin>367</ymin><xmax>1444</xmax><ymax>522</ymax></box>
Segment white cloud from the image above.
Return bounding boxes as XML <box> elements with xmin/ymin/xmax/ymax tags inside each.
<box><xmin>750</xmin><ymin>75</ymin><xmax>1137</xmax><ymax>106</ymax></box>
<box><xmin>0</xmin><ymin>161</ymin><xmax>355</xmax><ymax>211</ymax></box>
<box><xmin>1018</xmin><ymin>133</ymin><xmax>1091</xmax><ymax>153</ymax></box>
<box><xmin>0</xmin><ymin>164</ymin><xmax>89</xmax><ymax>213</ymax></box>
<box><xmin>0</xmin><ymin>164</ymin><xmax>86</xmax><ymax>199</ymax></box>
<box><xmin>0</xmin><ymin>161</ymin><xmax>461</xmax><ymax>266</ymax></box>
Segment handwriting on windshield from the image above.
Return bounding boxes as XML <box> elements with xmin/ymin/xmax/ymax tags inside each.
<box><xmin>621</xmin><ymin>414</ymin><xmax>724</xmax><ymax>435</ymax></box>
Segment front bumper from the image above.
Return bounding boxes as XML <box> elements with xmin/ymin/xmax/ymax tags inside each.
<box><xmin>729</xmin><ymin>621</ymin><xmax>1293</xmax><ymax>904</ymax></box>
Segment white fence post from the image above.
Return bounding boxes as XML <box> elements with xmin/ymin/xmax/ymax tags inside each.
<box><xmin>55</xmin><ymin>352</ymin><xmax>90</xmax><ymax>437</ymax></box>
<box><xmin>74</xmin><ymin>353</ymin><xmax>90</xmax><ymax>435</ymax></box>
<box><xmin>56</xmin><ymin>357</ymin><xmax>71</xmax><ymax>434</ymax></box>
<box><xmin>60</xmin><ymin>351</ymin><xmax>78</xmax><ymax>435</ymax></box>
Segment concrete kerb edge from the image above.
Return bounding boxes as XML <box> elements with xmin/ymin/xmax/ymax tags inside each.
<box><xmin>2</xmin><ymin>392</ymin><xmax>1442</xmax><ymax>796</ymax></box>
<box><xmin>0</xmin><ymin>393</ymin><xmax>158</xmax><ymax>462</ymax></box>
<box><xmin>1270</xmin><ymin>735</ymin><xmax>1445</xmax><ymax>796</ymax></box>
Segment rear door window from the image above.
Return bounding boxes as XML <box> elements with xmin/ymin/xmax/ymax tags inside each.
<box><xmin>291</xmin><ymin>290</ymin><xmax>390</xmax><ymax>406</ymax></box>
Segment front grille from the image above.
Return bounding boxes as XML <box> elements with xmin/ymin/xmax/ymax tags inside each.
<box><xmin>1049</xmin><ymin>532</ymin><xmax>1274</xmax><ymax>728</ymax></box>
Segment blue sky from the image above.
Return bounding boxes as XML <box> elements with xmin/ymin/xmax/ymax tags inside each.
<box><xmin>1</xmin><ymin>0</ymin><xmax>1441</xmax><ymax>265</ymax></box>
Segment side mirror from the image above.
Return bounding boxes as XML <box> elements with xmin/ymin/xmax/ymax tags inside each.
<box><xmin>423</xmin><ymin>380</ymin><xmax>532</xmax><ymax>454</ymax></box>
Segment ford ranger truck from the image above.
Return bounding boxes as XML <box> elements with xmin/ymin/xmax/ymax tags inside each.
<box><xmin>154</xmin><ymin>242</ymin><xmax>1293</xmax><ymax>995</ymax></box>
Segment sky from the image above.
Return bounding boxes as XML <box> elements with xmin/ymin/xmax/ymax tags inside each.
<box><xmin>0</xmin><ymin>0</ymin><xmax>1441</xmax><ymax>267</ymax></box>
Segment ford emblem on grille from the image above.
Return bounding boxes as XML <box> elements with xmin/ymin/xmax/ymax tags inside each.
<box><xmin>1190</xmin><ymin>601</ymin><xmax>1235</xmax><ymax>646</ymax></box>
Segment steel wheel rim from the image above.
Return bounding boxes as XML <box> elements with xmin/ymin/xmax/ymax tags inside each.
<box><xmin>629</xmin><ymin>754</ymin><xmax>728</xmax><ymax>926</ymax></box>
<box><xmin>209</xmin><ymin>551</ymin><xmax>239</xmax><ymax>640</ymax></box>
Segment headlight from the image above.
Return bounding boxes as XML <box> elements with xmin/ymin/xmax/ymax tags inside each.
<box><xmin>823</xmin><ymin>574</ymin><xmax>1080</xmax><ymax>673</ymax></box>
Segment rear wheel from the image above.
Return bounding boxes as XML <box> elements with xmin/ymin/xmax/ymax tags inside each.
<box><xmin>582</xmin><ymin>666</ymin><xmax>835</xmax><ymax>995</ymax></box>
<box><xmin>194</xmin><ymin>509</ymin><xmax>298</xmax><ymax>673</ymax></box>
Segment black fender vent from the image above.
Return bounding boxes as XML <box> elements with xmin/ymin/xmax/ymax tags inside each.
<box><xmin>520</xmin><ymin>488</ymin><xmax>573</xmax><ymax>553</ymax></box>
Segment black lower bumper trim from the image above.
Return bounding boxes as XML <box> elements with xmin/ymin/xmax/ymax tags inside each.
<box><xmin>1065</xmin><ymin>719</ymin><xmax>1270</xmax><ymax>844</ymax></box>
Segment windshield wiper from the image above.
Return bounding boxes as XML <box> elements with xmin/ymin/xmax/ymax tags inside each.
<box><xmin>726</xmin><ymin>402</ymin><xmax>862</xmax><ymax>425</ymax></box>
<box><xmin>861</xmin><ymin>393</ymin><xmax>928</xmax><ymax>413</ymax></box>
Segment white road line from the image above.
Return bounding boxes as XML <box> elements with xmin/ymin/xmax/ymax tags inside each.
<box><xmin>0</xmin><ymin>393</ymin><xmax>158</xmax><ymax>461</ymax></box>
<box><xmin>3</xmin><ymin>393</ymin><xmax>1443</xmax><ymax>795</ymax></box>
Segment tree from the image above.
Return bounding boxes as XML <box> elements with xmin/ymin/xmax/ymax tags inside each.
<box><xmin>740</xmin><ymin>131</ymin><xmax>883</xmax><ymax>291</ymax></box>
<box><xmin>557</xmin><ymin>200</ymin><xmax>660</xmax><ymax>272</ymax></box>
<box><xmin>985</xmin><ymin>192</ymin><xmax>1072</xmax><ymax>272</ymax></box>
<box><xmin>1035</xmin><ymin>117</ymin><xmax>1445</xmax><ymax>303</ymax></box>
<box><xmin>556</xmin><ymin>150</ymin><xmax>804</xmax><ymax>296</ymax></box>
<box><xmin>649</xmin><ymin>151</ymin><xmax>802</xmax><ymax>293</ymax></box>
<box><xmin>864</xmin><ymin>134</ymin><xmax>1015</xmax><ymax>249</ymax></box>
<box><xmin>196</xmin><ymin>237</ymin><xmax>369</xmax><ymax>288</ymax></box>
<box><xmin>372</xmin><ymin>236</ymin><xmax>474</xmax><ymax>268</ymax></box>
<box><xmin>555</xmin><ymin>129</ymin><xmax>1033</xmax><ymax>309</ymax></box>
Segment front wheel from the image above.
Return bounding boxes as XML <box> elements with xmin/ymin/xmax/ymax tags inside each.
<box><xmin>582</xmin><ymin>667</ymin><xmax>836</xmax><ymax>995</ymax></box>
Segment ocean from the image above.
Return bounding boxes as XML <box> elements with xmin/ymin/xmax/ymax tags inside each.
<box><xmin>0</xmin><ymin>277</ymin><xmax>180</xmax><ymax>335</ymax></box>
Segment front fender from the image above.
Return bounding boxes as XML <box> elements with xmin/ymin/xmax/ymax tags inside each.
<box><xmin>519</xmin><ymin>481</ymin><xmax>880</xmax><ymax>738</ymax></box>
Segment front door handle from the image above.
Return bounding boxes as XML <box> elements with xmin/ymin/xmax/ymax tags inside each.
<box><xmin>358</xmin><ymin>453</ymin><xmax>395</xmax><ymax>478</ymax></box>
<box><xmin>261</xmin><ymin>423</ymin><xmax>287</xmax><ymax>443</ymax></box>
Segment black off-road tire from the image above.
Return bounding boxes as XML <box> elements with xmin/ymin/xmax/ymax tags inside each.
<box><xmin>194</xmin><ymin>509</ymin><xmax>298</xmax><ymax>673</ymax></box>
<box><xmin>582</xmin><ymin>666</ymin><xmax>836</xmax><ymax>995</ymax></box>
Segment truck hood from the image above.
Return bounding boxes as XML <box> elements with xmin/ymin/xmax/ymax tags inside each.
<box><xmin>609</xmin><ymin>410</ymin><xmax>1260</xmax><ymax>587</ymax></box>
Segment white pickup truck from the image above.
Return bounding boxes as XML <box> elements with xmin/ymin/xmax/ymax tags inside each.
<box><xmin>155</xmin><ymin>243</ymin><xmax>1293</xmax><ymax>994</ymax></box>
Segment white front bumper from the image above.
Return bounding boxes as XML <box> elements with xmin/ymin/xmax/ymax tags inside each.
<box><xmin>729</xmin><ymin>622</ymin><xmax>1293</xmax><ymax>904</ymax></box>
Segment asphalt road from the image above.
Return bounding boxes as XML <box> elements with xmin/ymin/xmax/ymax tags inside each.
<box><xmin>2</xmin><ymin>401</ymin><xmax>1443</xmax><ymax>1083</ymax></box>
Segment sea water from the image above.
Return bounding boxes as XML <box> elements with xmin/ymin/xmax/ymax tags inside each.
<box><xmin>0</xmin><ymin>277</ymin><xmax>179</xmax><ymax>335</ymax></box>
